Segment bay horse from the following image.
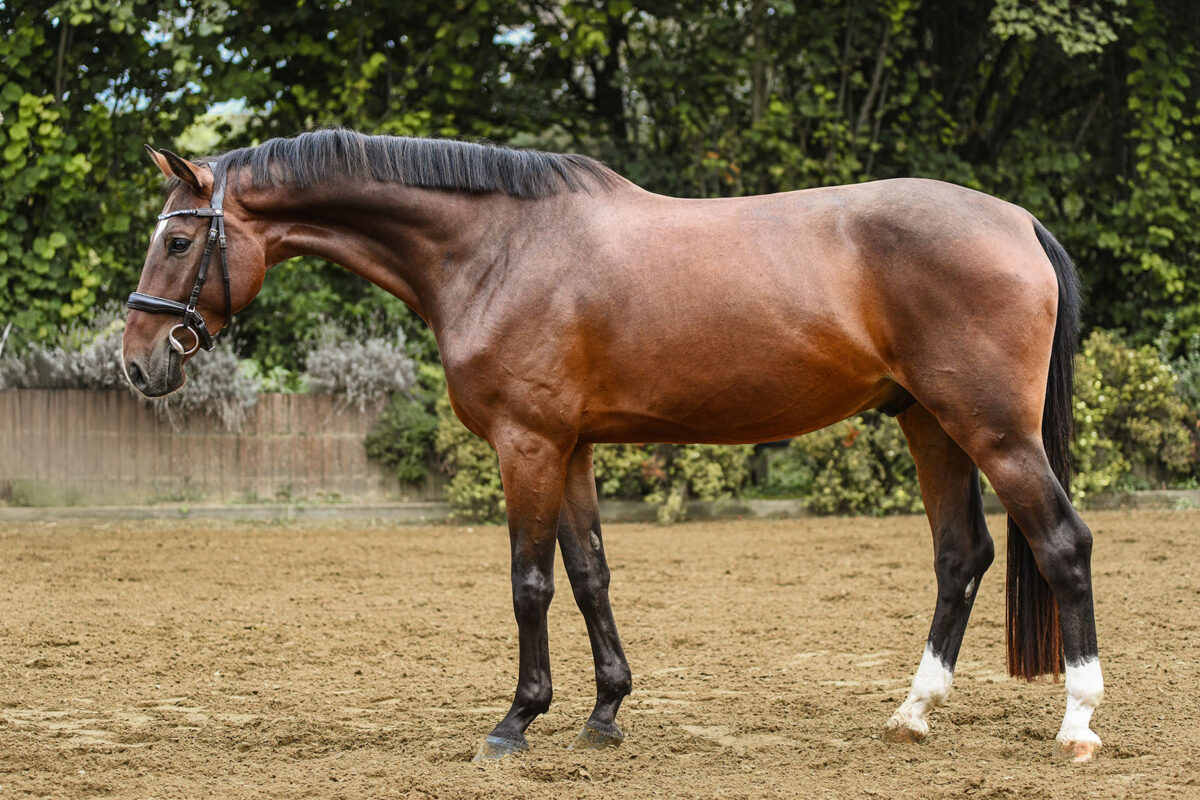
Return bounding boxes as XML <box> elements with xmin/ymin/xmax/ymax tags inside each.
<box><xmin>123</xmin><ymin>130</ymin><xmax>1103</xmax><ymax>763</ymax></box>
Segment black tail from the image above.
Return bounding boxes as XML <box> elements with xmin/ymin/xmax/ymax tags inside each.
<box><xmin>1005</xmin><ymin>220</ymin><xmax>1081</xmax><ymax>681</ymax></box>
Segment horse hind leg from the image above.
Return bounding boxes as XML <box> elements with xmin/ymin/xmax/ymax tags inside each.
<box><xmin>556</xmin><ymin>444</ymin><xmax>632</xmax><ymax>748</ymax></box>
<box><xmin>970</xmin><ymin>436</ymin><xmax>1102</xmax><ymax>762</ymax></box>
<box><xmin>884</xmin><ymin>404</ymin><xmax>995</xmax><ymax>743</ymax></box>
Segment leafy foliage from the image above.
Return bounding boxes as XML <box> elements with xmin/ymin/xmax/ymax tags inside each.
<box><xmin>429</xmin><ymin>401</ymin><xmax>753</xmax><ymax>524</ymax></box>
<box><xmin>1071</xmin><ymin>329</ymin><xmax>1195</xmax><ymax>499</ymax></box>
<box><xmin>1</xmin><ymin>2</ymin><xmax>224</xmax><ymax>347</ymax></box>
<box><xmin>770</xmin><ymin>414</ymin><xmax>923</xmax><ymax>517</ymax></box>
<box><xmin>640</xmin><ymin>445</ymin><xmax>754</xmax><ymax>524</ymax></box>
<box><xmin>364</xmin><ymin>363</ymin><xmax>443</xmax><ymax>485</ymax></box>
<box><xmin>434</xmin><ymin>391</ymin><xmax>506</xmax><ymax>523</ymax></box>
<box><xmin>1163</xmin><ymin>333</ymin><xmax>1200</xmax><ymax>428</ymax></box>
<box><xmin>592</xmin><ymin>443</ymin><xmax>754</xmax><ymax>524</ymax></box>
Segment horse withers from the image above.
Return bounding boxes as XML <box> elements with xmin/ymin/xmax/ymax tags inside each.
<box><xmin>123</xmin><ymin>130</ymin><xmax>1103</xmax><ymax>763</ymax></box>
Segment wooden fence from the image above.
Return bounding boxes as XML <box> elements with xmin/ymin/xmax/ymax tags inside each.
<box><xmin>0</xmin><ymin>390</ymin><xmax>435</xmax><ymax>506</ymax></box>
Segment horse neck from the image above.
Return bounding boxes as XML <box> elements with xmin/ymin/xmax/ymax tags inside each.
<box><xmin>241</xmin><ymin>177</ymin><xmax>541</xmax><ymax>329</ymax></box>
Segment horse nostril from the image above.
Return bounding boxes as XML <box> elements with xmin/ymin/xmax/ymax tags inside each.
<box><xmin>127</xmin><ymin>360</ymin><xmax>149</xmax><ymax>392</ymax></box>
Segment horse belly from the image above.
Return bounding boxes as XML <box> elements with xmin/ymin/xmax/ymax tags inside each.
<box><xmin>578</xmin><ymin>331</ymin><xmax>892</xmax><ymax>445</ymax></box>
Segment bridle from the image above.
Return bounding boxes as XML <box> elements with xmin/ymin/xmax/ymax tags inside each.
<box><xmin>126</xmin><ymin>161</ymin><xmax>232</xmax><ymax>356</ymax></box>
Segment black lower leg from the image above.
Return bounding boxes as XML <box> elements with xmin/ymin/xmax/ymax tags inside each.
<box><xmin>925</xmin><ymin>471</ymin><xmax>994</xmax><ymax>666</ymax></box>
<box><xmin>560</xmin><ymin>516</ymin><xmax>632</xmax><ymax>737</ymax></box>
<box><xmin>474</xmin><ymin>435</ymin><xmax>568</xmax><ymax>761</ymax></box>
<box><xmin>984</xmin><ymin>449</ymin><xmax>1103</xmax><ymax>758</ymax></box>
<box><xmin>485</xmin><ymin>549</ymin><xmax>556</xmax><ymax>750</ymax></box>
<box><xmin>1010</xmin><ymin>487</ymin><xmax>1098</xmax><ymax>671</ymax></box>
<box><xmin>888</xmin><ymin>408</ymin><xmax>995</xmax><ymax>742</ymax></box>
<box><xmin>558</xmin><ymin>444</ymin><xmax>631</xmax><ymax>746</ymax></box>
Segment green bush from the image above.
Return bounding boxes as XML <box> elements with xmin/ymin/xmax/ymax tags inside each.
<box><xmin>433</xmin><ymin>390</ymin><xmax>506</xmax><ymax>523</ymax></box>
<box><xmin>1157</xmin><ymin>317</ymin><xmax>1200</xmax><ymax>442</ymax></box>
<box><xmin>593</xmin><ymin>442</ymin><xmax>754</xmax><ymax>522</ymax></box>
<box><xmin>592</xmin><ymin>444</ymin><xmax>658</xmax><ymax>500</ymax></box>
<box><xmin>364</xmin><ymin>363</ymin><xmax>442</xmax><ymax>485</ymax></box>
<box><xmin>1072</xmin><ymin>329</ymin><xmax>1195</xmax><ymax>500</ymax></box>
<box><xmin>776</xmin><ymin>414</ymin><xmax>923</xmax><ymax>516</ymax></box>
<box><xmin>429</xmin><ymin>397</ymin><xmax>753</xmax><ymax>524</ymax></box>
<box><xmin>750</xmin><ymin>443</ymin><xmax>819</xmax><ymax>499</ymax></box>
<box><xmin>1170</xmin><ymin>337</ymin><xmax>1200</xmax><ymax>423</ymax></box>
<box><xmin>640</xmin><ymin>444</ymin><xmax>754</xmax><ymax>524</ymax></box>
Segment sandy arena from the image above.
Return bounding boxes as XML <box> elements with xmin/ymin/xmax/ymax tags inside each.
<box><xmin>0</xmin><ymin>510</ymin><xmax>1197</xmax><ymax>798</ymax></box>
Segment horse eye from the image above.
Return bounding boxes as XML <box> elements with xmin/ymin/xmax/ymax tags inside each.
<box><xmin>168</xmin><ymin>237</ymin><xmax>191</xmax><ymax>254</ymax></box>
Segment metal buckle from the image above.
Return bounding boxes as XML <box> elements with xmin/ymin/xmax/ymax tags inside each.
<box><xmin>167</xmin><ymin>323</ymin><xmax>201</xmax><ymax>356</ymax></box>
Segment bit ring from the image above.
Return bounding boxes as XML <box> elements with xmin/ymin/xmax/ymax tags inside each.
<box><xmin>168</xmin><ymin>323</ymin><xmax>201</xmax><ymax>356</ymax></box>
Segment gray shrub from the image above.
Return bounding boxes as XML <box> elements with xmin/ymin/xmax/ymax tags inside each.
<box><xmin>0</xmin><ymin>311</ymin><xmax>418</xmax><ymax>429</ymax></box>
<box><xmin>0</xmin><ymin>308</ymin><xmax>258</xmax><ymax>431</ymax></box>
<box><xmin>303</xmin><ymin>324</ymin><xmax>417</xmax><ymax>412</ymax></box>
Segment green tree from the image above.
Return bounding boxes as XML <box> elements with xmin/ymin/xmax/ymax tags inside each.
<box><xmin>0</xmin><ymin>1</ymin><xmax>222</xmax><ymax>345</ymax></box>
<box><xmin>7</xmin><ymin>0</ymin><xmax>1200</xmax><ymax>367</ymax></box>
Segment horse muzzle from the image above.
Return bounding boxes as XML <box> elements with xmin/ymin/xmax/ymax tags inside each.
<box><xmin>124</xmin><ymin>344</ymin><xmax>184</xmax><ymax>397</ymax></box>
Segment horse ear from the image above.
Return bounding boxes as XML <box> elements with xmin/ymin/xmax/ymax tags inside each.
<box><xmin>147</xmin><ymin>146</ymin><xmax>212</xmax><ymax>196</ymax></box>
<box><xmin>145</xmin><ymin>144</ymin><xmax>172</xmax><ymax>177</ymax></box>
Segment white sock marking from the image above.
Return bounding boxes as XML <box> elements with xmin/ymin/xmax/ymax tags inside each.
<box><xmin>888</xmin><ymin>645</ymin><xmax>953</xmax><ymax>736</ymax></box>
<box><xmin>1057</xmin><ymin>657</ymin><xmax>1103</xmax><ymax>746</ymax></box>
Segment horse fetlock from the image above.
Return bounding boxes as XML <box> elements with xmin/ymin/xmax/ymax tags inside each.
<box><xmin>516</xmin><ymin>684</ymin><xmax>553</xmax><ymax>716</ymax></box>
<box><xmin>601</xmin><ymin>662</ymin><xmax>632</xmax><ymax>693</ymax></box>
<box><xmin>598</xmin><ymin>675</ymin><xmax>631</xmax><ymax>707</ymax></box>
<box><xmin>1056</xmin><ymin>658</ymin><xmax>1103</xmax><ymax>762</ymax></box>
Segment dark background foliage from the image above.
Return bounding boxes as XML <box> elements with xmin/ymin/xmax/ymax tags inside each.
<box><xmin>4</xmin><ymin>0</ymin><xmax>1199</xmax><ymax>367</ymax></box>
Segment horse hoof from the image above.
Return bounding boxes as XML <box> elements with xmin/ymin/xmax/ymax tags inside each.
<box><xmin>1056</xmin><ymin>737</ymin><xmax>1101</xmax><ymax>763</ymax></box>
<box><xmin>472</xmin><ymin>733</ymin><xmax>529</xmax><ymax>762</ymax></box>
<box><xmin>570</xmin><ymin>720</ymin><xmax>624</xmax><ymax>750</ymax></box>
<box><xmin>882</xmin><ymin>717</ymin><xmax>928</xmax><ymax>743</ymax></box>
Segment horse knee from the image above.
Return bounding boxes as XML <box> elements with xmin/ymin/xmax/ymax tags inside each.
<box><xmin>512</xmin><ymin>568</ymin><xmax>554</xmax><ymax>614</ymax></box>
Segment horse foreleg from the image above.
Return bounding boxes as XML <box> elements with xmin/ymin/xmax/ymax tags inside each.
<box><xmin>556</xmin><ymin>444</ymin><xmax>632</xmax><ymax>749</ymax></box>
<box><xmin>473</xmin><ymin>430</ymin><xmax>571</xmax><ymax>761</ymax></box>
<box><xmin>885</xmin><ymin>405</ymin><xmax>995</xmax><ymax>743</ymax></box>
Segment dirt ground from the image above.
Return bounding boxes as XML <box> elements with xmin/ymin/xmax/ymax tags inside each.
<box><xmin>0</xmin><ymin>510</ymin><xmax>1197</xmax><ymax>799</ymax></box>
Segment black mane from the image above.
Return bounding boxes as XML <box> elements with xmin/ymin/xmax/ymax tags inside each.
<box><xmin>204</xmin><ymin>129</ymin><xmax>617</xmax><ymax>199</ymax></box>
